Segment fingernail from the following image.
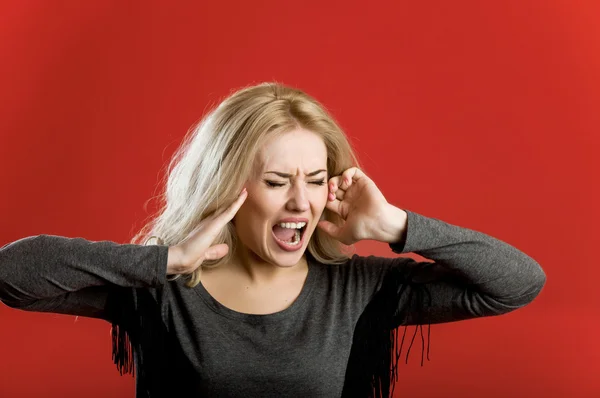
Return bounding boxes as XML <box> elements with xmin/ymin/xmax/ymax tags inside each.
<box><xmin>241</xmin><ymin>188</ymin><xmax>247</xmax><ymax>195</ymax></box>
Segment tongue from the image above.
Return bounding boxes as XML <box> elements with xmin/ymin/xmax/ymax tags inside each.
<box><xmin>273</xmin><ymin>225</ymin><xmax>296</xmax><ymax>241</ymax></box>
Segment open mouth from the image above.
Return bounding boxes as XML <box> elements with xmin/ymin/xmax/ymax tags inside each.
<box><xmin>271</xmin><ymin>222</ymin><xmax>308</xmax><ymax>248</ymax></box>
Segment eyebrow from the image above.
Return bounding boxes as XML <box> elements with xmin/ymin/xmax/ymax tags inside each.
<box><xmin>264</xmin><ymin>169</ymin><xmax>327</xmax><ymax>178</ymax></box>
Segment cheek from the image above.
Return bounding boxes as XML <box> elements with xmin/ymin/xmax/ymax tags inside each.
<box><xmin>311</xmin><ymin>187</ymin><xmax>329</xmax><ymax>211</ymax></box>
<box><xmin>235</xmin><ymin>192</ymin><xmax>276</xmax><ymax>234</ymax></box>
<box><xmin>317</xmin><ymin>185</ymin><xmax>329</xmax><ymax>203</ymax></box>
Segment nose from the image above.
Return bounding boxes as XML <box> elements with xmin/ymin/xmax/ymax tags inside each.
<box><xmin>286</xmin><ymin>182</ymin><xmax>310</xmax><ymax>213</ymax></box>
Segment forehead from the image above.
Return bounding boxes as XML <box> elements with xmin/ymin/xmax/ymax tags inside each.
<box><xmin>256</xmin><ymin>128</ymin><xmax>327</xmax><ymax>172</ymax></box>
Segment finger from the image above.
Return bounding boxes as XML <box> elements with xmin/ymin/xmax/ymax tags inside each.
<box><xmin>198</xmin><ymin>189</ymin><xmax>248</xmax><ymax>247</ymax></box>
<box><xmin>324</xmin><ymin>196</ymin><xmax>344</xmax><ymax>217</ymax></box>
<box><xmin>328</xmin><ymin>176</ymin><xmax>345</xmax><ymax>195</ymax></box>
<box><xmin>328</xmin><ymin>167</ymin><xmax>366</xmax><ymax>192</ymax></box>
<box><xmin>187</xmin><ymin>243</ymin><xmax>230</xmax><ymax>272</ymax></box>
<box><xmin>204</xmin><ymin>243</ymin><xmax>229</xmax><ymax>261</ymax></box>
<box><xmin>214</xmin><ymin>188</ymin><xmax>248</xmax><ymax>226</ymax></box>
<box><xmin>339</xmin><ymin>167</ymin><xmax>365</xmax><ymax>190</ymax></box>
<box><xmin>317</xmin><ymin>220</ymin><xmax>343</xmax><ymax>239</ymax></box>
<box><xmin>327</xmin><ymin>185</ymin><xmax>345</xmax><ymax>202</ymax></box>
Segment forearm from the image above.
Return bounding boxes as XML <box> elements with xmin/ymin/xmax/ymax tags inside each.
<box><xmin>0</xmin><ymin>234</ymin><xmax>167</xmax><ymax>304</ymax></box>
<box><xmin>390</xmin><ymin>209</ymin><xmax>546</xmax><ymax>304</ymax></box>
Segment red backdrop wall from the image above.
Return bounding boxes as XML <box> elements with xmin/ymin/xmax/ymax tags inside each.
<box><xmin>0</xmin><ymin>1</ymin><xmax>598</xmax><ymax>397</ymax></box>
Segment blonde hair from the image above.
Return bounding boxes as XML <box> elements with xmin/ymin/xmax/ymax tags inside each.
<box><xmin>132</xmin><ymin>82</ymin><xmax>360</xmax><ymax>288</ymax></box>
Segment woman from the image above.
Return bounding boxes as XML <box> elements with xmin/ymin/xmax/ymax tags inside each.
<box><xmin>0</xmin><ymin>82</ymin><xmax>546</xmax><ymax>398</ymax></box>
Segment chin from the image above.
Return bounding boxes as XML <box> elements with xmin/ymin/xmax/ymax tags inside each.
<box><xmin>272</xmin><ymin>252</ymin><xmax>305</xmax><ymax>267</ymax></box>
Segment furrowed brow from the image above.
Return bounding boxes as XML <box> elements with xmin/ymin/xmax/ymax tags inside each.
<box><xmin>265</xmin><ymin>169</ymin><xmax>327</xmax><ymax>178</ymax></box>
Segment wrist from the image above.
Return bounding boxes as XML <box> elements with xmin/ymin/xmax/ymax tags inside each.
<box><xmin>376</xmin><ymin>204</ymin><xmax>408</xmax><ymax>244</ymax></box>
<box><xmin>167</xmin><ymin>245</ymin><xmax>186</xmax><ymax>275</ymax></box>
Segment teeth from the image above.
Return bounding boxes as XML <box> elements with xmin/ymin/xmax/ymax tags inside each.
<box><xmin>273</xmin><ymin>229</ymin><xmax>302</xmax><ymax>246</ymax></box>
<box><xmin>278</xmin><ymin>221</ymin><xmax>306</xmax><ymax>229</ymax></box>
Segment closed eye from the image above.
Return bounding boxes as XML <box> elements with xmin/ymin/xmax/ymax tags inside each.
<box><xmin>265</xmin><ymin>180</ymin><xmax>326</xmax><ymax>187</ymax></box>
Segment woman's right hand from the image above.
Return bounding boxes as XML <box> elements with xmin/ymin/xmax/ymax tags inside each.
<box><xmin>166</xmin><ymin>188</ymin><xmax>248</xmax><ymax>276</ymax></box>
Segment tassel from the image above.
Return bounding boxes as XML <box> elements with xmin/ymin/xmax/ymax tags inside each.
<box><xmin>106</xmin><ymin>287</ymin><xmax>169</xmax><ymax>398</ymax></box>
<box><xmin>106</xmin><ymin>286</ymin><xmax>137</xmax><ymax>378</ymax></box>
<box><xmin>342</xmin><ymin>264</ymin><xmax>433</xmax><ymax>398</ymax></box>
<box><xmin>111</xmin><ymin>322</ymin><xmax>135</xmax><ymax>376</ymax></box>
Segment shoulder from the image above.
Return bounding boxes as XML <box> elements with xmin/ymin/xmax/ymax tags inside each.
<box><xmin>310</xmin><ymin>253</ymin><xmax>415</xmax><ymax>275</ymax></box>
<box><xmin>347</xmin><ymin>253</ymin><xmax>414</xmax><ymax>268</ymax></box>
<box><xmin>312</xmin><ymin>254</ymin><xmax>416</xmax><ymax>295</ymax></box>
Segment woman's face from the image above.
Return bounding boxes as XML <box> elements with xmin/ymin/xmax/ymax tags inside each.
<box><xmin>234</xmin><ymin>127</ymin><xmax>329</xmax><ymax>268</ymax></box>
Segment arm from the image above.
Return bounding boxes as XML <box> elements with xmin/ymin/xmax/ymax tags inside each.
<box><xmin>0</xmin><ymin>234</ymin><xmax>170</xmax><ymax>321</ymax></box>
<box><xmin>376</xmin><ymin>208</ymin><xmax>546</xmax><ymax>326</ymax></box>
<box><xmin>342</xmin><ymin>209</ymin><xmax>547</xmax><ymax>398</ymax></box>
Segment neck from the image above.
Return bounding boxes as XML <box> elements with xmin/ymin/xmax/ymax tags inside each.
<box><xmin>231</xmin><ymin>245</ymin><xmax>309</xmax><ymax>285</ymax></box>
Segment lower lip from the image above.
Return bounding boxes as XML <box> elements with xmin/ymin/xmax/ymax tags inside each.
<box><xmin>272</xmin><ymin>228</ymin><xmax>306</xmax><ymax>252</ymax></box>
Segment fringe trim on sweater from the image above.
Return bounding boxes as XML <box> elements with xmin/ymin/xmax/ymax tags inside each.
<box><xmin>111</xmin><ymin>322</ymin><xmax>135</xmax><ymax>376</ymax></box>
<box><xmin>107</xmin><ymin>287</ymin><xmax>168</xmax><ymax>398</ymax></box>
<box><xmin>342</xmin><ymin>264</ymin><xmax>433</xmax><ymax>398</ymax></box>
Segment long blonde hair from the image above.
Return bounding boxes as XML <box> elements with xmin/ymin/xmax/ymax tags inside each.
<box><xmin>132</xmin><ymin>82</ymin><xmax>360</xmax><ymax>287</ymax></box>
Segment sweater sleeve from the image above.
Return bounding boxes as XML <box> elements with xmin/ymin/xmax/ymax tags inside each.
<box><xmin>341</xmin><ymin>210</ymin><xmax>547</xmax><ymax>397</ymax></box>
<box><xmin>375</xmin><ymin>209</ymin><xmax>547</xmax><ymax>326</ymax></box>
<box><xmin>0</xmin><ymin>234</ymin><xmax>169</xmax><ymax>321</ymax></box>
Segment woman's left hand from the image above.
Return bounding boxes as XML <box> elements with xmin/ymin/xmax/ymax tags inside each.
<box><xmin>317</xmin><ymin>167</ymin><xmax>408</xmax><ymax>245</ymax></box>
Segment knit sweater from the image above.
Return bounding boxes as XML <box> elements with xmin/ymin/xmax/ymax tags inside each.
<box><xmin>0</xmin><ymin>209</ymin><xmax>546</xmax><ymax>398</ymax></box>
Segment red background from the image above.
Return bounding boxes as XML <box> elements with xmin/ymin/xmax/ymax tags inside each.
<box><xmin>0</xmin><ymin>1</ymin><xmax>598</xmax><ymax>397</ymax></box>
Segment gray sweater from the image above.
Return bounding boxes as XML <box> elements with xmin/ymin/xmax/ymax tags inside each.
<box><xmin>0</xmin><ymin>209</ymin><xmax>546</xmax><ymax>398</ymax></box>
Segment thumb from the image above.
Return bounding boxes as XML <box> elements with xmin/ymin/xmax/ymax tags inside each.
<box><xmin>204</xmin><ymin>243</ymin><xmax>230</xmax><ymax>261</ymax></box>
<box><xmin>317</xmin><ymin>220</ymin><xmax>342</xmax><ymax>239</ymax></box>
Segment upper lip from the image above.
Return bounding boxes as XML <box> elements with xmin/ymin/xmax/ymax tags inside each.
<box><xmin>274</xmin><ymin>217</ymin><xmax>309</xmax><ymax>225</ymax></box>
